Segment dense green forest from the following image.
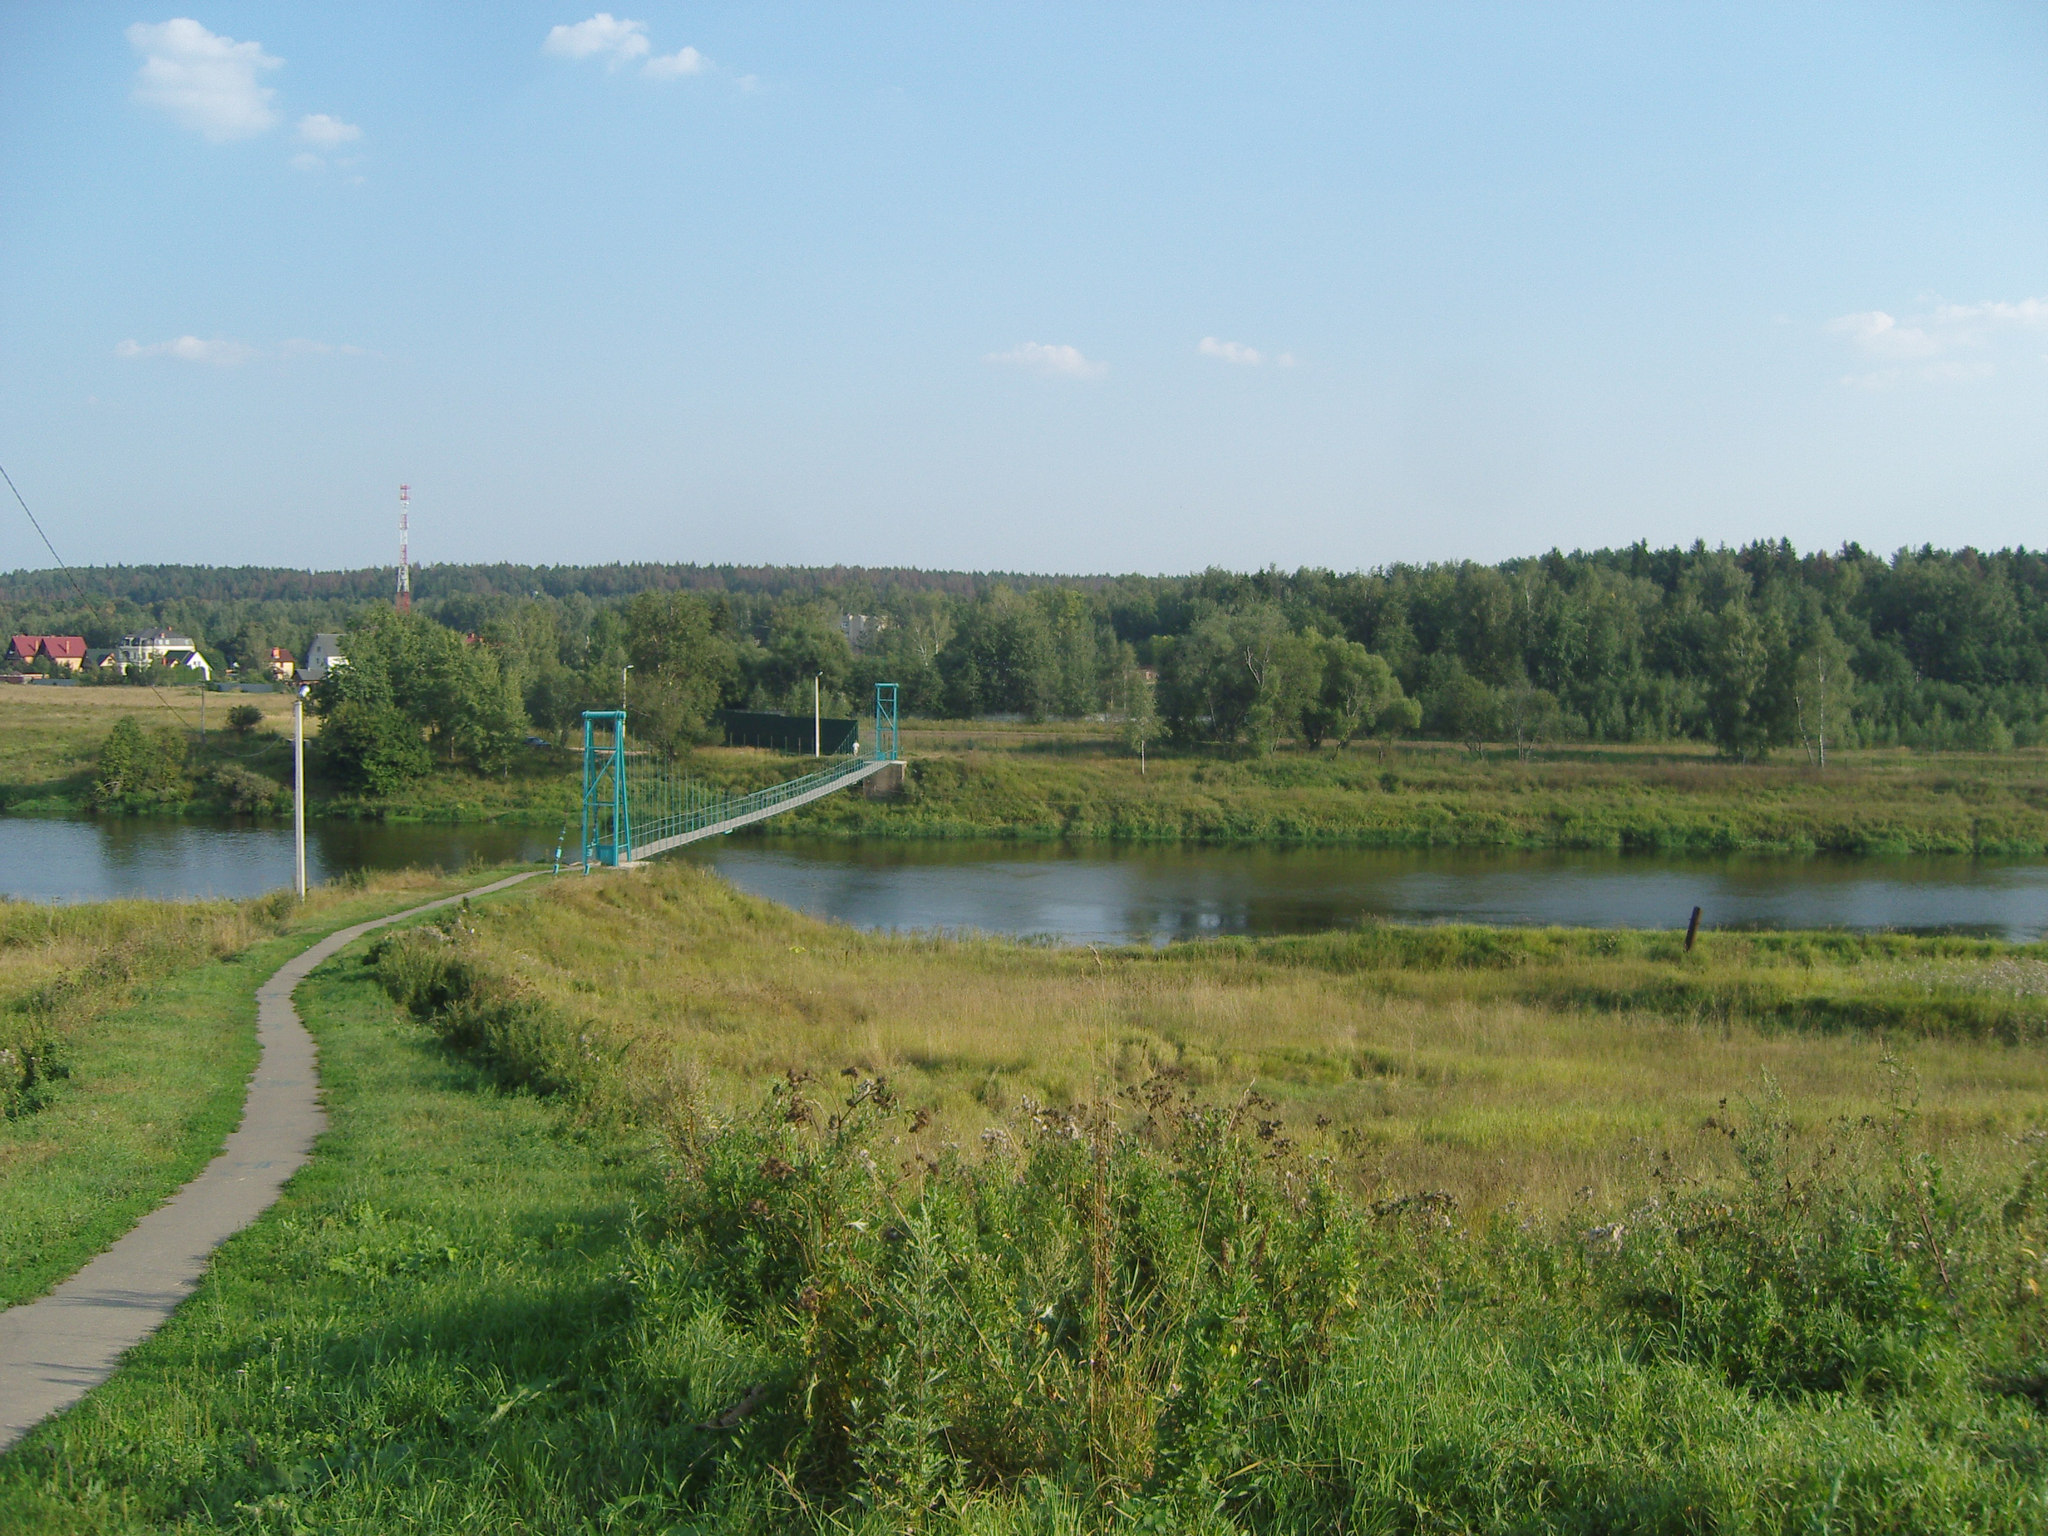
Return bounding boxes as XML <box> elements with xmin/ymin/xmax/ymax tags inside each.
<box><xmin>7</xmin><ymin>543</ymin><xmax>2047</xmax><ymax>780</ymax></box>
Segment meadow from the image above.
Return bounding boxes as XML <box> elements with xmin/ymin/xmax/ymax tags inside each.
<box><xmin>8</xmin><ymin>861</ymin><xmax>2045</xmax><ymax>1530</ymax></box>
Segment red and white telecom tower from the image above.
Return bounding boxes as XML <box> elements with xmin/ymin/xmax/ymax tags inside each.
<box><xmin>396</xmin><ymin>483</ymin><xmax>412</xmax><ymax>613</ymax></box>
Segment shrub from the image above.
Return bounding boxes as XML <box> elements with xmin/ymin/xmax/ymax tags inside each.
<box><xmin>91</xmin><ymin>716</ymin><xmax>188</xmax><ymax>808</ymax></box>
<box><xmin>0</xmin><ymin>1032</ymin><xmax>71</xmax><ymax>1118</ymax></box>
<box><xmin>209</xmin><ymin>763</ymin><xmax>286</xmax><ymax>816</ymax></box>
<box><xmin>225</xmin><ymin>703</ymin><xmax>264</xmax><ymax>735</ymax></box>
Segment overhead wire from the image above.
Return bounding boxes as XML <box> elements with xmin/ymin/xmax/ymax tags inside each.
<box><xmin>2</xmin><ymin>458</ymin><xmax>196</xmax><ymax>729</ymax></box>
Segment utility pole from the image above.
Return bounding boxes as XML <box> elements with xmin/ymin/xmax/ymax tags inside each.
<box><xmin>622</xmin><ymin>664</ymin><xmax>632</xmax><ymax>713</ymax></box>
<box><xmin>814</xmin><ymin>673</ymin><xmax>822</xmax><ymax>757</ymax></box>
<box><xmin>293</xmin><ymin>683</ymin><xmax>309</xmax><ymax>899</ymax></box>
<box><xmin>396</xmin><ymin>484</ymin><xmax>412</xmax><ymax>613</ymax></box>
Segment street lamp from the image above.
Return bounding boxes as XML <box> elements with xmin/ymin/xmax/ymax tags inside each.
<box><xmin>814</xmin><ymin>672</ymin><xmax>823</xmax><ymax>757</ymax></box>
<box><xmin>293</xmin><ymin>683</ymin><xmax>310</xmax><ymax>899</ymax></box>
<box><xmin>622</xmin><ymin>663</ymin><xmax>632</xmax><ymax>713</ymax></box>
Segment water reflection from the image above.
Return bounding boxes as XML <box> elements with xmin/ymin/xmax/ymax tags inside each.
<box><xmin>0</xmin><ymin>817</ymin><xmax>558</xmax><ymax>904</ymax></box>
<box><xmin>684</xmin><ymin>838</ymin><xmax>2048</xmax><ymax>945</ymax></box>
<box><xmin>5</xmin><ymin>818</ymin><xmax>2048</xmax><ymax>944</ymax></box>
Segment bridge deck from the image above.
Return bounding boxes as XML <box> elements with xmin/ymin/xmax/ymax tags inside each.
<box><xmin>629</xmin><ymin>757</ymin><xmax>892</xmax><ymax>861</ymax></box>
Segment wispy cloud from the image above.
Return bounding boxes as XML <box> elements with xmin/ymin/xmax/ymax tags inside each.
<box><xmin>545</xmin><ymin>14</ymin><xmax>716</xmax><ymax>79</ymax></box>
<box><xmin>115</xmin><ymin>335</ymin><xmax>258</xmax><ymax>366</ymax></box>
<box><xmin>1198</xmin><ymin>336</ymin><xmax>1297</xmax><ymax>368</ymax></box>
<box><xmin>116</xmin><ymin>336</ymin><xmax>369</xmax><ymax>365</ymax></box>
<box><xmin>986</xmin><ymin>342</ymin><xmax>1107</xmax><ymax>380</ymax></box>
<box><xmin>1829</xmin><ymin>297</ymin><xmax>2048</xmax><ymax>386</ymax></box>
<box><xmin>127</xmin><ymin>18</ymin><xmax>281</xmax><ymax>142</ymax></box>
<box><xmin>296</xmin><ymin>112</ymin><xmax>360</xmax><ymax>147</ymax></box>
<box><xmin>1201</xmin><ymin>337</ymin><xmax>1261</xmax><ymax>366</ymax></box>
<box><xmin>644</xmin><ymin>46</ymin><xmax>707</xmax><ymax>78</ymax></box>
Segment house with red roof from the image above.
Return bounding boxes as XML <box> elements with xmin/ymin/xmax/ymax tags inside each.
<box><xmin>7</xmin><ymin>635</ymin><xmax>87</xmax><ymax>672</ymax></box>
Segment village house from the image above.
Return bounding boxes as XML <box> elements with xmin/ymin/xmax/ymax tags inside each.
<box><xmin>6</xmin><ymin>635</ymin><xmax>88</xmax><ymax>672</ymax></box>
<box><xmin>301</xmin><ymin>633</ymin><xmax>347</xmax><ymax>682</ymax></box>
<box><xmin>114</xmin><ymin>628</ymin><xmax>200</xmax><ymax>670</ymax></box>
<box><xmin>159</xmin><ymin>647</ymin><xmax>212</xmax><ymax>681</ymax></box>
<box><xmin>264</xmin><ymin>646</ymin><xmax>296</xmax><ymax>681</ymax></box>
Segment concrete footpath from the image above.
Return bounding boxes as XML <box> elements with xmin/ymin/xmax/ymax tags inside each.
<box><xmin>0</xmin><ymin>869</ymin><xmax>546</xmax><ymax>1454</ymax></box>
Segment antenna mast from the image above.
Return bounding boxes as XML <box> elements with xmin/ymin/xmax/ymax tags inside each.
<box><xmin>396</xmin><ymin>483</ymin><xmax>411</xmax><ymax>613</ymax></box>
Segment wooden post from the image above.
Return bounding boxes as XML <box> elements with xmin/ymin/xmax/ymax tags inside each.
<box><xmin>1684</xmin><ymin>906</ymin><xmax>1702</xmax><ymax>952</ymax></box>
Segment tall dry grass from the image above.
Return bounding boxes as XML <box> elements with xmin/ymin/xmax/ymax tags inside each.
<box><xmin>373</xmin><ymin>860</ymin><xmax>2048</xmax><ymax>1211</ymax></box>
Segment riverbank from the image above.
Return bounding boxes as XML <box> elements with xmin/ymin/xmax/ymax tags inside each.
<box><xmin>7</xmin><ymin>862</ymin><xmax>2044</xmax><ymax>1530</ymax></box>
<box><xmin>13</xmin><ymin>687</ymin><xmax>2048</xmax><ymax>853</ymax></box>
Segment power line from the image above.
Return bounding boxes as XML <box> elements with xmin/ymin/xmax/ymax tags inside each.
<box><xmin>2</xmin><ymin>458</ymin><xmax>195</xmax><ymax>730</ymax></box>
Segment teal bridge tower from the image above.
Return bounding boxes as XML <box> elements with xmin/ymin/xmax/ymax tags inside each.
<box><xmin>581</xmin><ymin>681</ymin><xmax>901</xmax><ymax>870</ymax></box>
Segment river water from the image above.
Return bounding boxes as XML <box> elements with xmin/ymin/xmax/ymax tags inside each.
<box><xmin>4</xmin><ymin>817</ymin><xmax>2048</xmax><ymax>944</ymax></box>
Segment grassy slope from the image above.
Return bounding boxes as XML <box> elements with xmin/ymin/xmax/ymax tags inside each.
<box><xmin>0</xmin><ymin>871</ymin><xmax>537</xmax><ymax>1308</ymax></box>
<box><xmin>3</xmin><ymin>869</ymin><xmax>2044</xmax><ymax>1531</ymax></box>
<box><xmin>0</xmin><ymin>938</ymin><xmax>664</xmax><ymax>1533</ymax></box>
<box><xmin>15</xmin><ymin>688</ymin><xmax>2048</xmax><ymax>852</ymax></box>
<box><xmin>390</xmin><ymin>863</ymin><xmax>2048</xmax><ymax>1211</ymax></box>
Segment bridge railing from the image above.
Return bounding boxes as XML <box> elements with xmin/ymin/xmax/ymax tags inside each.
<box><xmin>626</xmin><ymin>752</ymin><xmax>876</xmax><ymax>856</ymax></box>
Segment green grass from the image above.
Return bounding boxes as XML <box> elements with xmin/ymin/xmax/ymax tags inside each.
<box><xmin>4</xmin><ymin>869</ymin><xmax>2047</xmax><ymax>1531</ymax></box>
<box><xmin>0</xmin><ymin>927</ymin><xmax>665</xmax><ymax>1533</ymax></box>
<box><xmin>18</xmin><ymin>685</ymin><xmax>2048</xmax><ymax>853</ymax></box>
<box><xmin>774</xmin><ymin>726</ymin><xmax>2048</xmax><ymax>854</ymax></box>
<box><xmin>0</xmin><ymin>870</ymin><xmax>535</xmax><ymax>1308</ymax></box>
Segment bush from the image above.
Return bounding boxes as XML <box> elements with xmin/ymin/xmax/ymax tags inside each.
<box><xmin>208</xmin><ymin>763</ymin><xmax>287</xmax><ymax>816</ymax></box>
<box><xmin>368</xmin><ymin>915</ymin><xmax>611</xmax><ymax>1101</ymax></box>
<box><xmin>91</xmin><ymin>716</ymin><xmax>189</xmax><ymax>809</ymax></box>
<box><xmin>225</xmin><ymin>703</ymin><xmax>264</xmax><ymax>735</ymax></box>
<box><xmin>319</xmin><ymin>698</ymin><xmax>431</xmax><ymax>795</ymax></box>
<box><xmin>639</xmin><ymin>1071</ymin><xmax>1365</xmax><ymax>1512</ymax></box>
<box><xmin>0</xmin><ymin>1032</ymin><xmax>71</xmax><ymax>1118</ymax></box>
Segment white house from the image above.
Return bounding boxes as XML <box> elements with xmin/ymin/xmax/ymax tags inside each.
<box><xmin>159</xmin><ymin>648</ymin><xmax>212</xmax><ymax>681</ymax></box>
<box><xmin>115</xmin><ymin>628</ymin><xmax>199</xmax><ymax>669</ymax></box>
<box><xmin>302</xmin><ymin>633</ymin><xmax>347</xmax><ymax>682</ymax></box>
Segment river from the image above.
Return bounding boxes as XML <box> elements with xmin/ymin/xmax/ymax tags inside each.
<box><xmin>4</xmin><ymin>816</ymin><xmax>2048</xmax><ymax>943</ymax></box>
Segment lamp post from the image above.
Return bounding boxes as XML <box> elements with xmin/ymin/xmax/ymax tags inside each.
<box><xmin>293</xmin><ymin>683</ymin><xmax>310</xmax><ymax>899</ymax></box>
<box><xmin>622</xmin><ymin>663</ymin><xmax>632</xmax><ymax>713</ymax></box>
<box><xmin>814</xmin><ymin>673</ymin><xmax>822</xmax><ymax>757</ymax></box>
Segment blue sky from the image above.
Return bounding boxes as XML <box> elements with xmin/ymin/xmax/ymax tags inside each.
<box><xmin>2</xmin><ymin>4</ymin><xmax>2043</xmax><ymax>575</ymax></box>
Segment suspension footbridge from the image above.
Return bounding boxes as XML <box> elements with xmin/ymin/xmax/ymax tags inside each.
<box><xmin>580</xmin><ymin>683</ymin><xmax>899</xmax><ymax>869</ymax></box>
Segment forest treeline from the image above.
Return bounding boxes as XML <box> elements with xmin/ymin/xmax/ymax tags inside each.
<box><xmin>12</xmin><ymin>542</ymin><xmax>2048</xmax><ymax>779</ymax></box>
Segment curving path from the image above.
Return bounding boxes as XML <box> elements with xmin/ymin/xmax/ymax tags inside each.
<box><xmin>0</xmin><ymin>869</ymin><xmax>546</xmax><ymax>1454</ymax></box>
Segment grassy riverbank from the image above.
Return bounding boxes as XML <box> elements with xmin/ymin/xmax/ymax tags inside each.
<box><xmin>8</xmin><ymin>862</ymin><xmax>2047</xmax><ymax>1530</ymax></box>
<box><xmin>19</xmin><ymin>684</ymin><xmax>2048</xmax><ymax>856</ymax></box>
<box><xmin>0</xmin><ymin>869</ymin><xmax>536</xmax><ymax>1308</ymax></box>
<box><xmin>775</xmin><ymin>722</ymin><xmax>2048</xmax><ymax>854</ymax></box>
<box><xmin>14</xmin><ymin>687</ymin><xmax>2048</xmax><ymax>852</ymax></box>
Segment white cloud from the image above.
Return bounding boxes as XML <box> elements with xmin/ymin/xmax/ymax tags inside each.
<box><xmin>127</xmin><ymin>18</ymin><xmax>282</xmax><ymax>142</ymax></box>
<box><xmin>114</xmin><ymin>335</ymin><xmax>368</xmax><ymax>364</ymax></box>
<box><xmin>296</xmin><ymin>113</ymin><xmax>360</xmax><ymax>147</ymax></box>
<box><xmin>1828</xmin><ymin>310</ymin><xmax>1939</xmax><ymax>359</ymax></box>
<box><xmin>985</xmin><ymin>342</ymin><xmax>1107</xmax><ymax>380</ymax></box>
<box><xmin>1200</xmin><ymin>336</ymin><xmax>1262</xmax><ymax>366</ymax></box>
<box><xmin>1934</xmin><ymin>298</ymin><xmax>2048</xmax><ymax>328</ymax></box>
<box><xmin>544</xmin><ymin>14</ymin><xmax>651</xmax><ymax>65</ymax></box>
<box><xmin>644</xmin><ymin>46</ymin><xmax>707</xmax><ymax>78</ymax></box>
<box><xmin>290</xmin><ymin>151</ymin><xmax>324</xmax><ymax>173</ymax></box>
<box><xmin>1828</xmin><ymin>296</ymin><xmax>2048</xmax><ymax>386</ymax></box>
<box><xmin>116</xmin><ymin>335</ymin><xmax>257</xmax><ymax>366</ymax></box>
